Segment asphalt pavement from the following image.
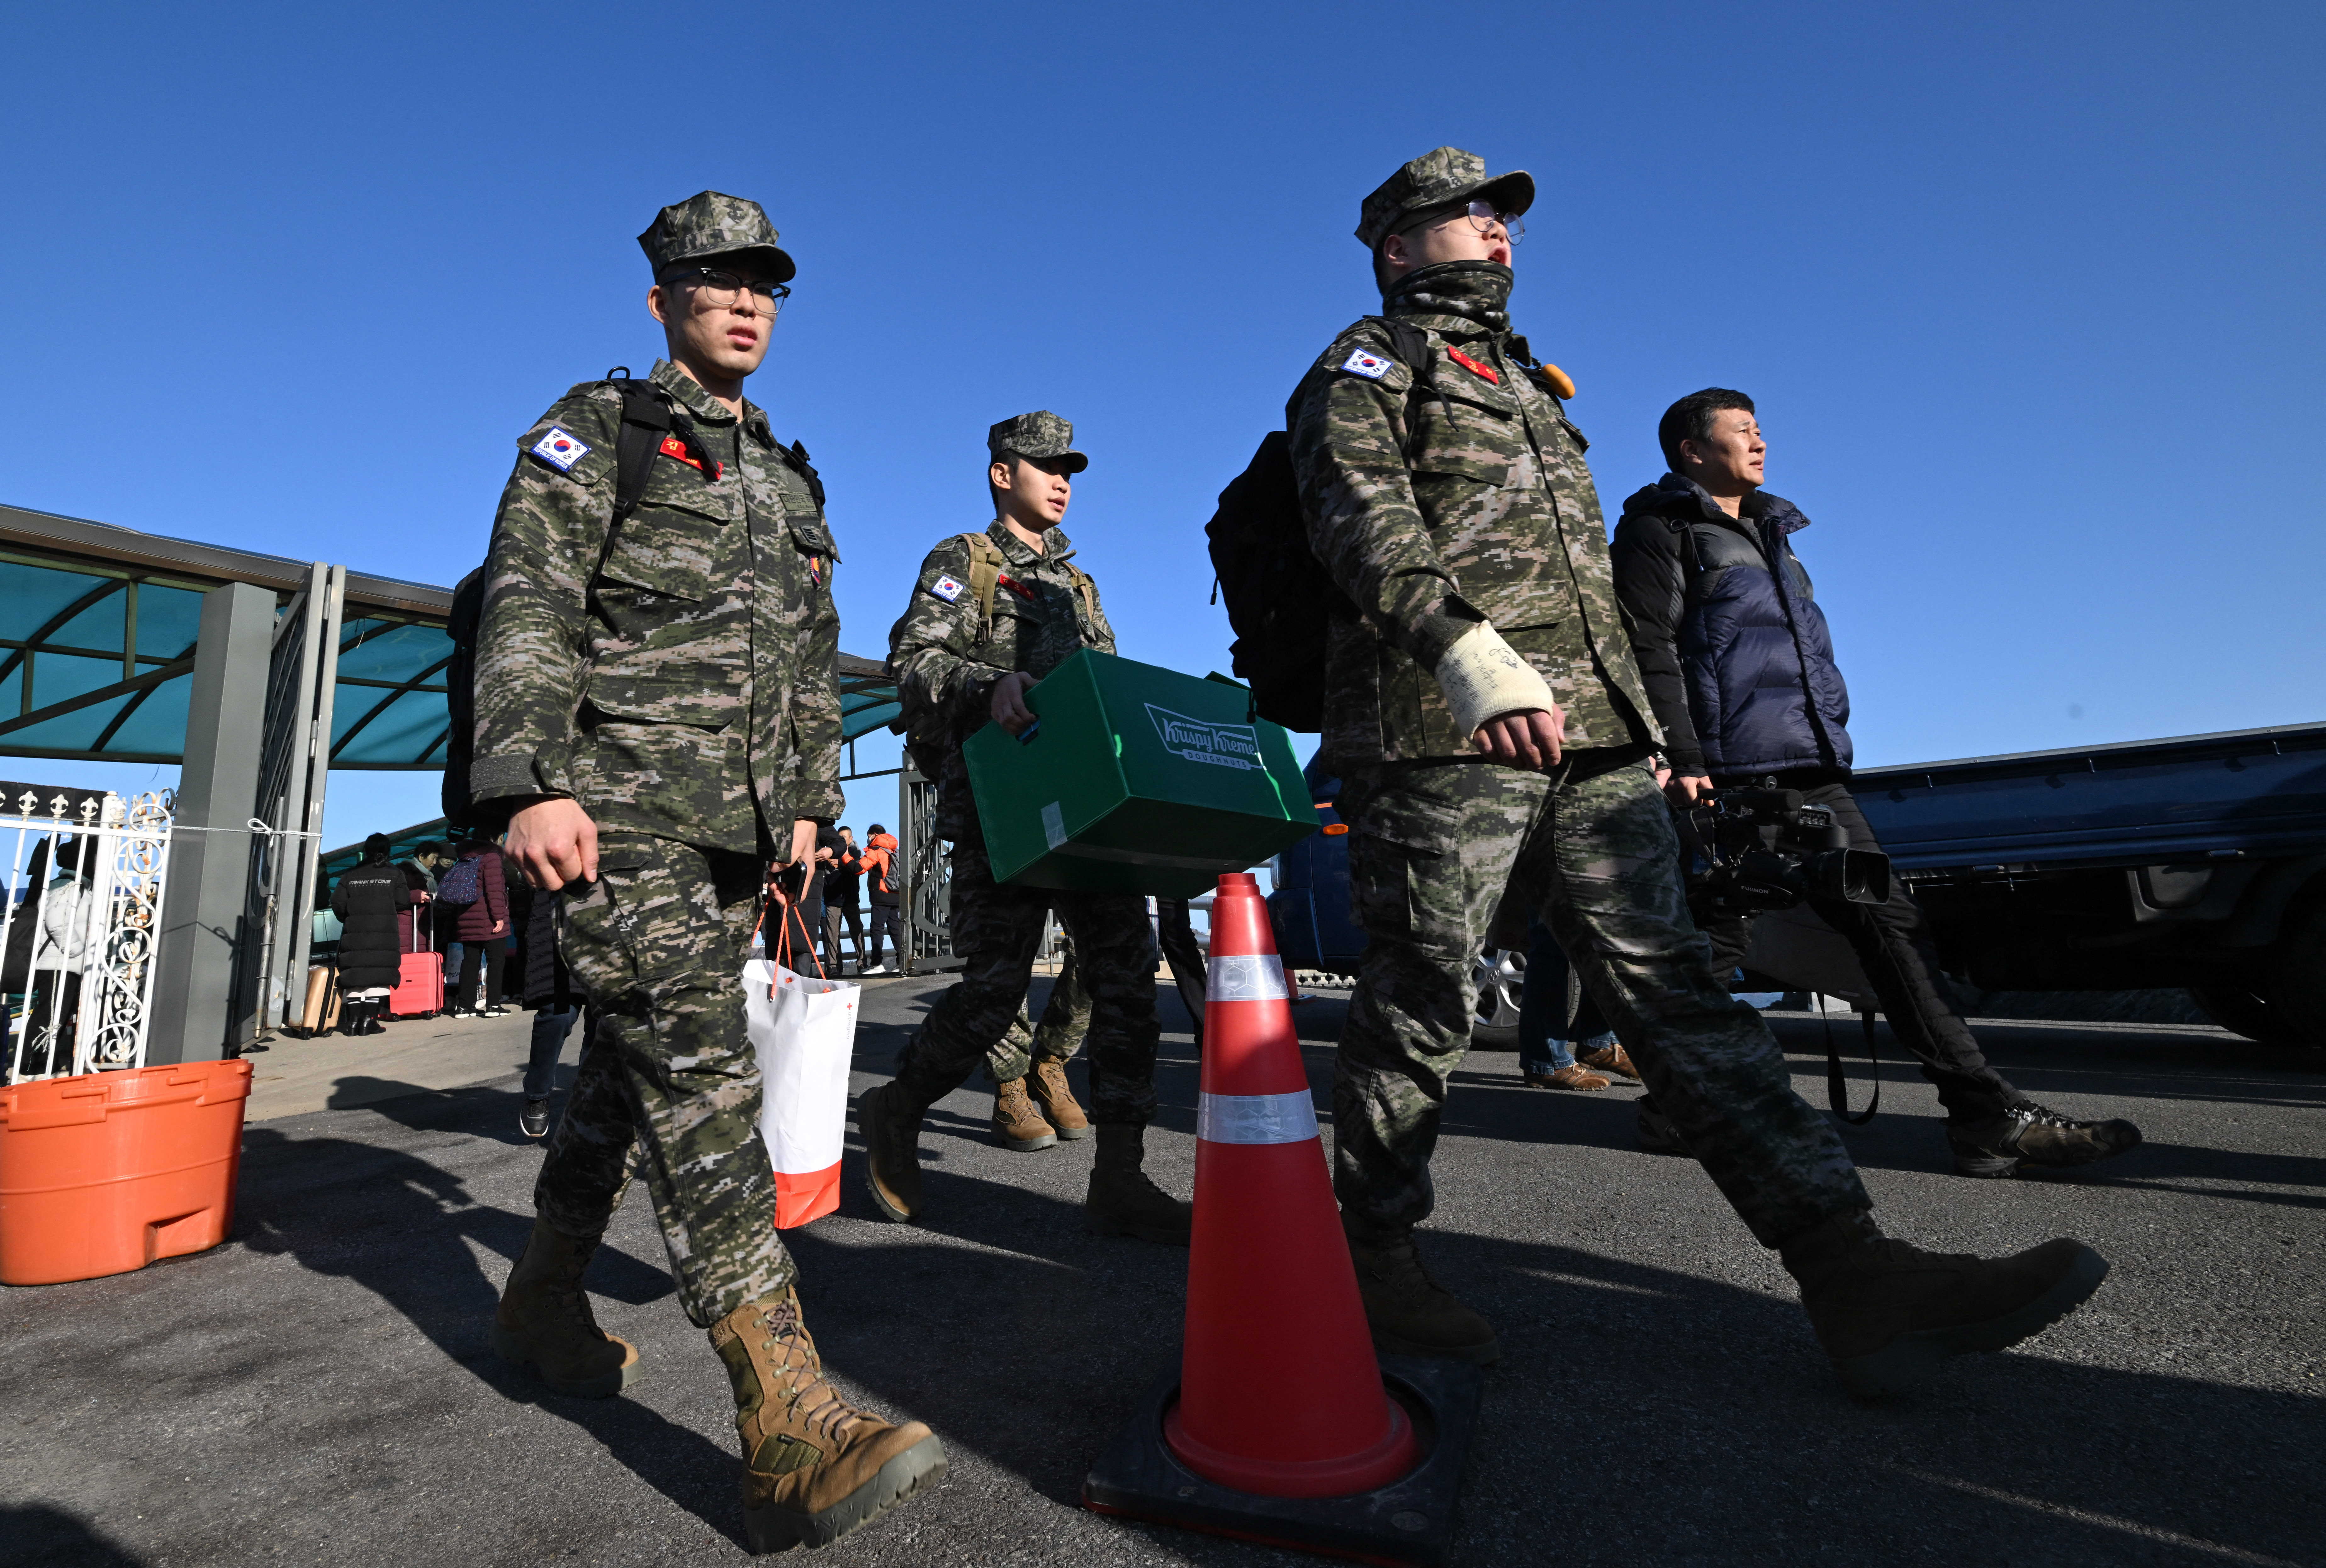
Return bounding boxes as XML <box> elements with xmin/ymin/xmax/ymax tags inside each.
<box><xmin>3</xmin><ymin>976</ymin><xmax>2319</xmax><ymax>1568</ymax></box>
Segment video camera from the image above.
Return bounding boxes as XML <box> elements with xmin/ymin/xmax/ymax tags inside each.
<box><xmin>1686</xmin><ymin>788</ymin><xmax>1891</xmax><ymax>915</ymax></box>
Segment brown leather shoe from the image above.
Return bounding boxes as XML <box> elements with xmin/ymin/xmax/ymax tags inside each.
<box><xmin>1779</xmin><ymin>1209</ymin><xmax>2109</xmax><ymax>1396</ymax></box>
<box><xmin>1524</xmin><ymin>1063</ymin><xmax>1611</xmax><ymax>1091</ymax></box>
<box><xmin>1343</xmin><ymin>1213</ymin><xmax>1499</xmax><ymax>1364</ymax></box>
<box><xmin>992</xmin><ymin>1077</ymin><xmax>1057</xmax><ymax>1151</ymax></box>
<box><xmin>712</xmin><ymin>1289</ymin><xmax>947</xmax><ymax>1552</ymax></box>
<box><xmin>1575</xmin><ymin>1042</ymin><xmax>1642</xmax><ymax>1081</ymax></box>
<box><xmin>1026</xmin><ymin>1057</ymin><xmax>1091</xmax><ymax>1140</ymax></box>
<box><xmin>859</xmin><ymin>1081</ymin><xmax>928</xmax><ymax>1223</ymax></box>
<box><xmin>1948</xmin><ymin>1103</ymin><xmax>2142</xmax><ymax>1178</ymax></box>
<box><xmin>1084</xmin><ymin>1123</ymin><xmax>1192</xmax><ymax>1244</ymax></box>
<box><xmin>490</xmin><ymin>1216</ymin><xmax>640</xmax><ymax>1397</ymax></box>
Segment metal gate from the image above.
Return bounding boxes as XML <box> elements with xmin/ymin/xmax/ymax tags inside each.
<box><xmin>2</xmin><ymin>784</ymin><xmax>175</xmax><ymax>1081</ymax></box>
<box><xmin>243</xmin><ymin>563</ymin><xmax>344</xmax><ymax>1040</ymax></box>
<box><xmin>896</xmin><ymin>758</ymin><xmax>959</xmax><ymax>974</ymax></box>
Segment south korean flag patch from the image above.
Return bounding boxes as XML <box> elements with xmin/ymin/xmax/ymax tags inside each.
<box><xmin>930</xmin><ymin>574</ymin><xmax>966</xmax><ymax>603</ymax></box>
<box><xmin>1339</xmin><ymin>347</ymin><xmax>1392</xmax><ymax>380</ymax></box>
<box><xmin>531</xmin><ymin>426</ymin><xmax>590</xmax><ymax>472</ymax></box>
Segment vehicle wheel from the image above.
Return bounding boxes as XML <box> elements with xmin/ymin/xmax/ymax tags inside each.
<box><xmin>1471</xmin><ymin>947</ymin><xmax>1525</xmax><ymax>1048</ymax></box>
<box><xmin>2193</xmin><ymin>983</ymin><xmax>2303</xmax><ymax>1045</ymax></box>
<box><xmin>2263</xmin><ymin>904</ymin><xmax>2326</xmax><ymax>1047</ymax></box>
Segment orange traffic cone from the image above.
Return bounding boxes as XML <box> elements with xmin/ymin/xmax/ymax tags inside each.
<box><xmin>1166</xmin><ymin>872</ymin><xmax>1419</xmax><ymax>1495</ymax></box>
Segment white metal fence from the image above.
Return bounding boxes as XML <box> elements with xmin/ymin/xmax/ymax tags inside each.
<box><xmin>2</xmin><ymin>787</ymin><xmax>174</xmax><ymax>1082</ymax></box>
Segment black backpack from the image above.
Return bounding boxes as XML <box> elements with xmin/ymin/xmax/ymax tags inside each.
<box><xmin>1205</xmin><ymin>319</ymin><xmax>1440</xmax><ymax>733</ymax></box>
<box><xmin>438</xmin><ymin>370</ymin><xmax>727</xmax><ymax>829</ymax></box>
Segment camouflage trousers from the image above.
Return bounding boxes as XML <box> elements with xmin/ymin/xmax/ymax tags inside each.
<box><xmin>533</xmin><ymin>832</ymin><xmax>792</xmax><ymax>1327</ymax></box>
<box><xmin>985</xmin><ymin>925</ymin><xmax>1092</xmax><ymax>1083</ymax></box>
<box><xmin>892</xmin><ymin>837</ymin><xmax>1159</xmax><ymax>1123</ymax></box>
<box><xmin>1334</xmin><ymin>757</ymin><xmax>1868</xmax><ymax>1247</ymax></box>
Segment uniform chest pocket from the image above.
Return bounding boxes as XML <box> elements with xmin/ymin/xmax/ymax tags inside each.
<box><xmin>1407</xmin><ymin>388</ymin><xmax>1523</xmax><ymax>486</ymax></box>
<box><xmin>598</xmin><ymin>501</ymin><xmax>733</xmax><ymax>606</ymax></box>
<box><xmin>785</xmin><ymin>509</ymin><xmax>838</xmax><ymax>561</ymax></box>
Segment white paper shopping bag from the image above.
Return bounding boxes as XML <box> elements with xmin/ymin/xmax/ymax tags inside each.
<box><xmin>743</xmin><ymin>957</ymin><xmax>861</xmax><ymax>1229</ymax></box>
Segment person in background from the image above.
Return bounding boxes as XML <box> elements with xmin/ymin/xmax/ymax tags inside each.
<box><xmin>395</xmin><ymin>848</ymin><xmax>434</xmax><ymax>956</ymax></box>
<box><xmin>860</xmin><ymin>824</ymin><xmax>902</xmax><ymax>975</ymax></box>
<box><xmin>1609</xmin><ymin>388</ymin><xmax>2141</xmax><ymax>1177</ymax></box>
<box><xmin>444</xmin><ymin>834</ymin><xmax>510</xmax><ymax>1017</ymax></box>
<box><xmin>19</xmin><ymin>839</ymin><xmax>86</xmax><ymax>1071</ymax></box>
<box><xmin>1516</xmin><ymin>915</ymin><xmax>1641</xmax><ymax>1090</ymax></box>
<box><xmin>331</xmin><ymin>833</ymin><xmax>412</xmax><ymax>1036</ymax></box>
<box><xmin>824</xmin><ymin>826</ymin><xmax>864</xmax><ymax>975</ymax></box>
<box><xmin>519</xmin><ymin>886</ymin><xmax>581</xmax><ymax>1139</ymax></box>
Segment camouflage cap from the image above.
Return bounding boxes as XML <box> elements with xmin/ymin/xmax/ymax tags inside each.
<box><xmin>986</xmin><ymin>411</ymin><xmax>1088</xmax><ymax>473</ymax></box>
<box><xmin>637</xmin><ymin>191</ymin><xmax>796</xmax><ymax>284</ymax></box>
<box><xmin>1355</xmin><ymin>147</ymin><xmax>1535</xmax><ymax>252</ymax></box>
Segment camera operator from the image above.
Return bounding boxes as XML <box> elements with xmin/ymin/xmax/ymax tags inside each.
<box><xmin>1610</xmin><ymin>389</ymin><xmax>2141</xmax><ymax>1177</ymax></box>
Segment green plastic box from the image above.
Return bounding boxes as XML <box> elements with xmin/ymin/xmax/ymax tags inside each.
<box><xmin>964</xmin><ymin>649</ymin><xmax>1318</xmax><ymax>898</ymax></box>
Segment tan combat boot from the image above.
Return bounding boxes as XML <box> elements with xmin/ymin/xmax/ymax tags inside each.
<box><xmin>1780</xmin><ymin>1208</ymin><xmax>2109</xmax><ymax>1397</ymax></box>
<box><xmin>858</xmin><ymin>1081</ymin><xmax>930</xmax><ymax>1223</ymax></box>
<box><xmin>490</xmin><ymin>1216</ymin><xmax>641</xmax><ymax>1397</ymax></box>
<box><xmin>1343</xmin><ymin>1212</ymin><xmax>1499</xmax><ymax>1364</ymax></box>
<box><xmin>1026</xmin><ymin>1057</ymin><xmax>1091</xmax><ymax>1140</ymax></box>
<box><xmin>1083</xmin><ymin>1123</ymin><xmax>1192</xmax><ymax>1244</ymax></box>
<box><xmin>991</xmin><ymin>1077</ymin><xmax>1057</xmax><ymax>1151</ymax></box>
<box><xmin>712</xmin><ymin>1288</ymin><xmax>948</xmax><ymax>1552</ymax></box>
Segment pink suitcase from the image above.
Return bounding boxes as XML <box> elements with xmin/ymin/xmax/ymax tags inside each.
<box><xmin>388</xmin><ymin>919</ymin><xmax>441</xmax><ymax>1019</ymax></box>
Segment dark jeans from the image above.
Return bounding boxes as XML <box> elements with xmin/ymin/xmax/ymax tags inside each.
<box><xmin>1696</xmin><ymin>779</ymin><xmax>2014</xmax><ymax>1123</ymax></box>
<box><xmin>1517</xmin><ymin>915</ymin><xmax>1615</xmax><ymax>1073</ymax></box>
<box><xmin>523</xmin><ymin>1005</ymin><xmax>581</xmax><ymax>1099</ymax></box>
<box><xmin>867</xmin><ymin>902</ymin><xmax>902</xmax><ymax>968</ymax></box>
<box><xmin>825</xmin><ymin>902</ymin><xmax>862</xmax><ymax>972</ymax></box>
<box><xmin>456</xmin><ymin>939</ymin><xmax>507</xmax><ymax>1010</ymax></box>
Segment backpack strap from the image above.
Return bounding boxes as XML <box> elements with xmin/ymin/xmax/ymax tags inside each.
<box><xmin>599</xmin><ymin>368</ymin><xmax>718</xmax><ymax>578</ymax></box>
<box><xmin>1064</xmin><ymin>562</ymin><xmax>1098</xmax><ymax>630</ymax></box>
<box><xmin>955</xmin><ymin>532</ymin><xmax>1006</xmax><ymax>637</ymax></box>
<box><xmin>1361</xmin><ymin>316</ymin><xmax>1449</xmax><ymax>460</ymax></box>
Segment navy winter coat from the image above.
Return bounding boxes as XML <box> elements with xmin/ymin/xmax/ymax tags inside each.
<box><xmin>1609</xmin><ymin>475</ymin><xmax>1852</xmax><ymax>779</ymax></box>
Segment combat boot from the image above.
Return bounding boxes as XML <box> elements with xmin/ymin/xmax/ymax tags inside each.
<box><xmin>1779</xmin><ymin>1208</ymin><xmax>2109</xmax><ymax>1397</ymax></box>
<box><xmin>991</xmin><ymin>1077</ymin><xmax>1056</xmax><ymax>1151</ymax></box>
<box><xmin>859</xmin><ymin>1081</ymin><xmax>930</xmax><ymax>1223</ymax></box>
<box><xmin>1026</xmin><ymin>1057</ymin><xmax>1091</xmax><ymax>1140</ymax></box>
<box><xmin>1948</xmin><ymin>1102</ymin><xmax>2142</xmax><ymax>1178</ymax></box>
<box><xmin>712</xmin><ymin>1288</ymin><xmax>947</xmax><ymax>1552</ymax></box>
<box><xmin>490</xmin><ymin>1216</ymin><xmax>640</xmax><ymax>1397</ymax></box>
<box><xmin>1083</xmin><ymin>1123</ymin><xmax>1192</xmax><ymax>1244</ymax></box>
<box><xmin>1343</xmin><ymin>1212</ymin><xmax>1499</xmax><ymax>1364</ymax></box>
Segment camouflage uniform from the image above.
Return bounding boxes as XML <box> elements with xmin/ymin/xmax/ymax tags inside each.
<box><xmin>470</xmin><ymin>193</ymin><xmax>841</xmax><ymax>1327</ymax></box>
<box><xmin>984</xmin><ymin>925</ymin><xmax>1091</xmax><ymax>1084</ymax></box>
<box><xmin>1303</xmin><ymin>150</ymin><xmax>1868</xmax><ymax>1246</ymax></box>
<box><xmin>887</xmin><ymin>413</ymin><xmax>1162</xmax><ymax>1123</ymax></box>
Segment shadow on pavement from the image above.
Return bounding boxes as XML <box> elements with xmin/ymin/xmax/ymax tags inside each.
<box><xmin>236</xmin><ymin>1111</ymin><xmax>723</xmax><ymax>1543</ymax></box>
<box><xmin>0</xmin><ymin>1504</ymin><xmax>146</xmax><ymax>1566</ymax></box>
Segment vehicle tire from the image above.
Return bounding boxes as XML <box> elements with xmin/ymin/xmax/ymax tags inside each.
<box><xmin>1471</xmin><ymin>947</ymin><xmax>1525</xmax><ymax>1048</ymax></box>
<box><xmin>2262</xmin><ymin>904</ymin><xmax>2326</xmax><ymax>1048</ymax></box>
<box><xmin>2193</xmin><ymin>983</ymin><xmax>2304</xmax><ymax>1045</ymax></box>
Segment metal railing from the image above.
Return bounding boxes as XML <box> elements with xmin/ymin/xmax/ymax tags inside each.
<box><xmin>2</xmin><ymin>786</ymin><xmax>175</xmax><ymax>1081</ymax></box>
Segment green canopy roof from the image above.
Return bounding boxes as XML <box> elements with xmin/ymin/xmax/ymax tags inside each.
<box><xmin>1</xmin><ymin>502</ymin><xmax>899</xmax><ymax>771</ymax></box>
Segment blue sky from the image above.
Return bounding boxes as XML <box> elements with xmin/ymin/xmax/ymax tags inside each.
<box><xmin>3</xmin><ymin>2</ymin><xmax>2319</xmax><ymax>848</ymax></box>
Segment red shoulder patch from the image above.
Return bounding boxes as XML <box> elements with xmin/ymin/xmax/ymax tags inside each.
<box><xmin>1446</xmin><ymin>348</ymin><xmax>1499</xmax><ymax>384</ymax></box>
<box><xmin>659</xmin><ymin>434</ymin><xmax>723</xmax><ymax>479</ymax></box>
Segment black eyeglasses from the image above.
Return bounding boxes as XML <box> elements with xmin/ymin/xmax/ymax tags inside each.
<box><xmin>1402</xmin><ymin>200</ymin><xmax>1525</xmax><ymax>244</ymax></box>
<box><xmin>662</xmin><ymin>267</ymin><xmax>791</xmax><ymax>311</ymax></box>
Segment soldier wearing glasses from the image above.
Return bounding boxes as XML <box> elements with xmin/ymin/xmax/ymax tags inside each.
<box><xmin>471</xmin><ymin>191</ymin><xmax>946</xmax><ymax>1552</ymax></box>
<box><xmin>1295</xmin><ymin>149</ymin><xmax>2109</xmax><ymax>1394</ymax></box>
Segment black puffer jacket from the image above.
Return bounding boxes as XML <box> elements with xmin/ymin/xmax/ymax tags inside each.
<box><xmin>1610</xmin><ymin>476</ymin><xmax>1852</xmax><ymax>780</ymax></box>
<box><xmin>331</xmin><ymin>846</ymin><xmax>412</xmax><ymax>991</ymax></box>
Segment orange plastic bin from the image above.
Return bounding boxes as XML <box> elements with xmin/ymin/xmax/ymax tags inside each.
<box><xmin>0</xmin><ymin>1058</ymin><xmax>252</xmax><ymax>1285</ymax></box>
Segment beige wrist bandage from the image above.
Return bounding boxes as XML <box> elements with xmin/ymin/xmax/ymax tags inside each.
<box><xmin>1434</xmin><ymin>622</ymin><xmax>1557</xmax><ymax>737</ymax></box>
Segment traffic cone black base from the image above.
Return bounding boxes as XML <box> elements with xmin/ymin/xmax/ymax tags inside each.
<box><xmin>1082</xmin><ymin>1355</ymin><xmax>1483</xmax><ymax>1567</ymax></box>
